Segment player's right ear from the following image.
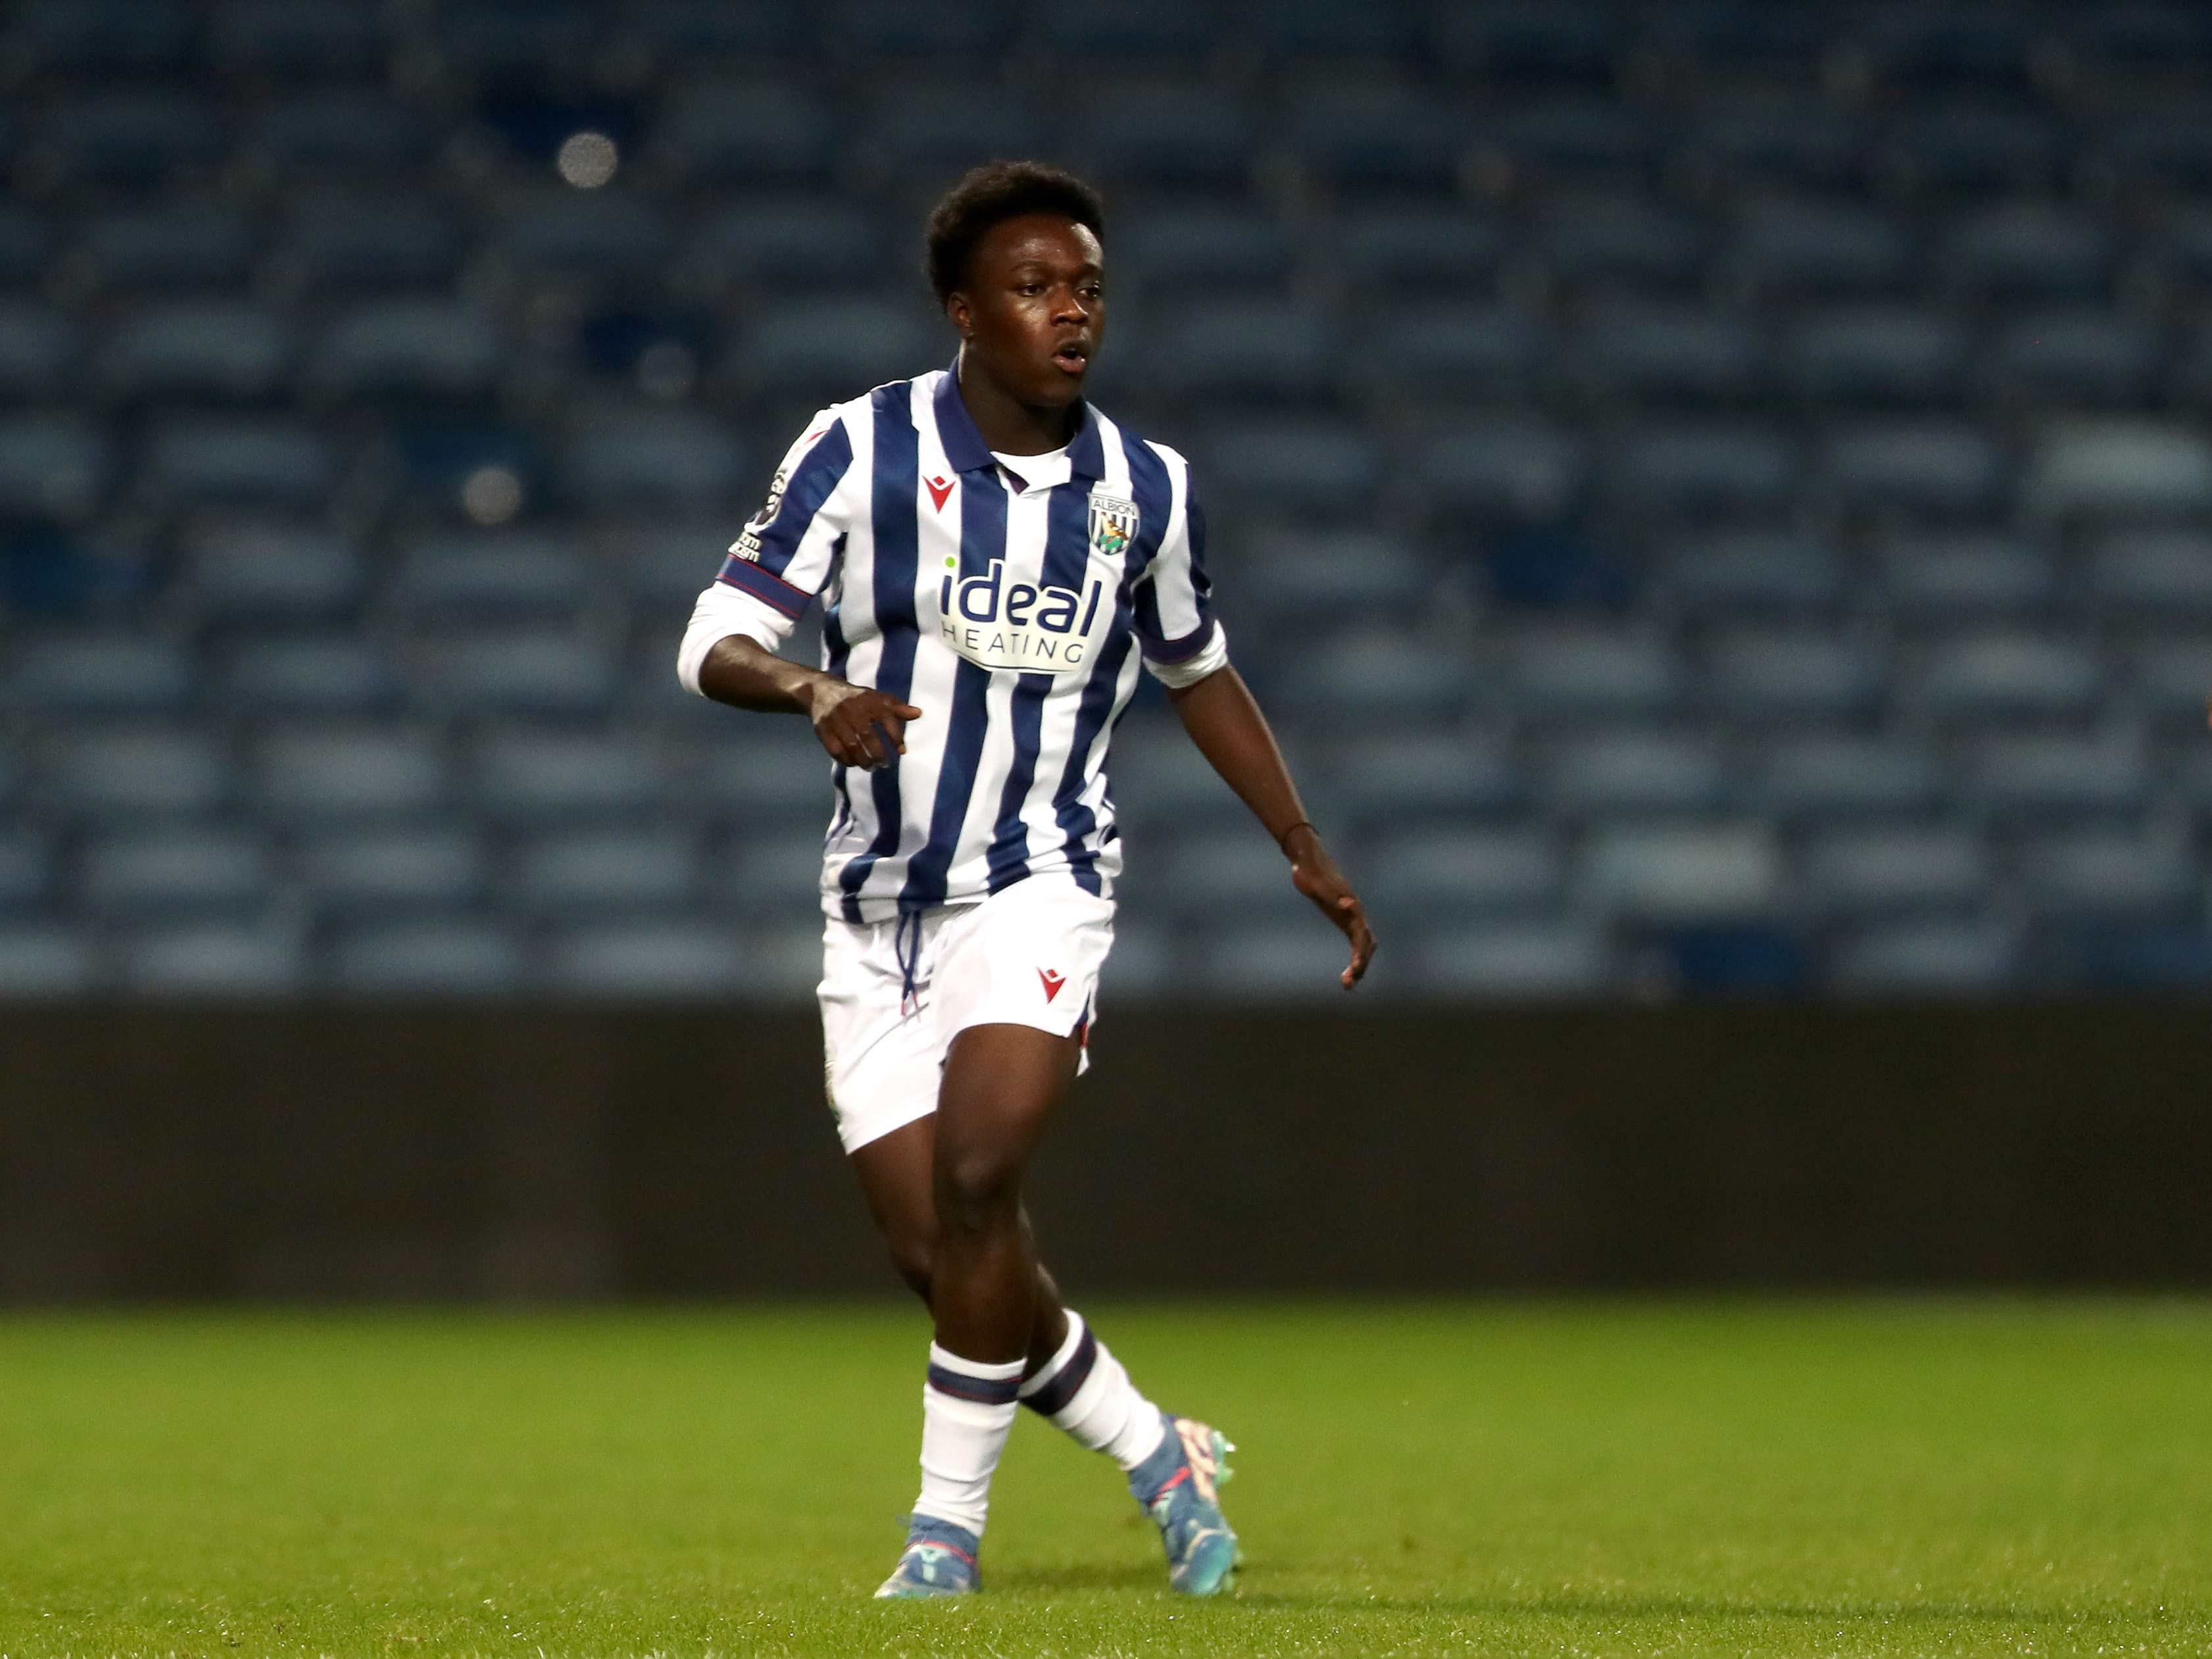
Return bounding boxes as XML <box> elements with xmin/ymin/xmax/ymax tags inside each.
<box><xmin>944</xmin><ymin>291</ymin><xmax>974</xmax><ymax>339</ymax></box>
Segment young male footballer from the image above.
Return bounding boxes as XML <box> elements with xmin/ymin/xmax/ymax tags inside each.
<box><xmin>678</xmin><ymin>162</ymin><xmax>1375</xmax><ymax>1598</ymax></box>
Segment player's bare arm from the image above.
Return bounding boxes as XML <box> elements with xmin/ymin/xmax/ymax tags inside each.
<box><xmin>1168</xmin><ymin>665</ymin><xmax>1377</xmax><ymax>988</ymax></box>
<box><xmin>697</xmin><ymin>635</ymin><xmax>920</xmax><ymax>771</ymax></box>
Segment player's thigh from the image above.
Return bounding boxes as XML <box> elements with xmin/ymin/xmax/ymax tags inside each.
<box><xmin>933</xmin><ymin>1022</ymin><xmax>1081</xmax><ymax>1204</ymax></box>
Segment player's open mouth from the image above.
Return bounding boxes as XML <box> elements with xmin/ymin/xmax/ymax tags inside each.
<box><xmin>1052</xmin><ymin>345</ymin><xmax>1089</xmax><ymax>371</ymax></box>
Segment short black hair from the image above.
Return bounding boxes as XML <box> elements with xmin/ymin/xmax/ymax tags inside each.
<box><xmin>924</xmin><ymin>161</ymin><xmax>1106</xmax><ymax>301</ymax></box>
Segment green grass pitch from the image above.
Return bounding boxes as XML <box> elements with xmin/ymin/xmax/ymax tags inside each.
<box><xmin>3</xmin><ymin>1300</ymin><xmax>2209</xmax><ymax>1658</ymax></box>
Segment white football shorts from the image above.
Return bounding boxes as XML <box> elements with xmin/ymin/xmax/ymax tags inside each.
<box><xmin>817</xmin><ymin>877</ymin><xmax>1116</xmax><ymax>1154</ymax></box>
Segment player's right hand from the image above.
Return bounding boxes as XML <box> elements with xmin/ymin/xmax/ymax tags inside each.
<box><xmin>807</xmin><ymin>680</ymin><xmax>923</xmax><ymax>770</ymax></box>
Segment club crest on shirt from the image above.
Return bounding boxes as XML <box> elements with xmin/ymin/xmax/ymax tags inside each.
<box><xmin>1088</xmin><ymin>493</ymin><xmax>1139</xmax><ymax>558</ymax></box>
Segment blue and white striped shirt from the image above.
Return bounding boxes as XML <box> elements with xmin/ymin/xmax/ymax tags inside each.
<box><xmin>679</xmin><ymin>366</ymin><xmax>1229</xmax><ymax>923</ymax></box>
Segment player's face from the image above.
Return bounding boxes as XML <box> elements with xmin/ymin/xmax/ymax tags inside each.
<box><xmin>948</xmin><ymin>214</ymin><xmax>1104</xmax><ymax>409</ymax></box>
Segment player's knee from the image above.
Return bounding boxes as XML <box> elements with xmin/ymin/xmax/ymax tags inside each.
<box><xmin>933</xmin><ymin>1151</ymin><xmax>1020</xmax><ymax>1235</ymax></box>
<box><xmin>885</xmin><ymin>1232</ymin><xmax>935</xmax><ymax>1299</ymax></box>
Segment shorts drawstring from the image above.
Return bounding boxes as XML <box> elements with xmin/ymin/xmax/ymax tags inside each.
<box><xmin>893</xmin><ymin>906</ymin><xmax>925</xmax><ymax>1017</ymax></box>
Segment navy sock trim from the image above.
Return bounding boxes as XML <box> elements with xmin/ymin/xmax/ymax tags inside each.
<box><xmin>927</xmin><ymin>1364</ymin><xmax>1022</xmax><ymax>1406</ymax></box>
<box><xmin>1021</xmin><ymin>1324</ymin><xmax>1099</xmax><ymax>1418</ymax></box>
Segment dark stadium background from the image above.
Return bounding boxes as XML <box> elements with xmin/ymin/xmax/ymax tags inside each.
<box><xmin>2</xmin><ymin>0</ymin><xmax>2210</xmax><ymax>1299</ymax></box>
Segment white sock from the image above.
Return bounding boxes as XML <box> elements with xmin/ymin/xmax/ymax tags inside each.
<box><xmin>1017</xmin><ymin>1310</ymin><xmax>1167</xmax><ymax>1472</ymax></box>
<box><xmin>911</xmin><ymin>1344</ymin><xmax>1023</xmax><ymax>1536</ymax></box>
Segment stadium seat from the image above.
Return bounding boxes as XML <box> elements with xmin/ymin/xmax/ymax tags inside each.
<box><xmin>1498</xmin><ymin>628</ymin><xmax>1686</xmax><ymax>719</ymax></box>
<box><xmin>1415</xmin><ymin>919</ymin><xmax>1614</xmax><ymax>997</ymax></box>
<box><xmin>1074</xmin><ymin>84</ymin><xmax>1256</xmax><ymax>188</ymax></box>
<box><xmin>692</xmin><ymin>201</ymin><xmax>878</xmax><ymax>287</ymax></box>
<box><xmin>1942</xmin><ymin>203</ymin><xmax>2114</xmax><ymax>298</ymax></box>
<box><xmin>1824</xmin><ymin>422</ymin><xmax>2007</xmax><ymax>512</ymax></box>
<box><xmin>1365</xmin><ymin>304</ymin><xmax>1550</xmax><ymax>401</ymax></box>
<box><xmin>1542</xmin><ymin>731</ymin><xmax>1729</xmax><ymax>817</ymax></box>
<box><xmin>697</xmin><ymin>724</ymin><xmax>843</xmax><ymax>828</ymax></box>
<box><xmin>501</xmin><ymin>193</ymin><xmax>670</xmax><ymax>276</ymax></box>
<box><xmin>1702</xmin><ymin>630</ymin><xmax>1886</xmax><ymax>722</ymax></box>
<box><xmin>460</xmin><ymin>730</ymin><xmax>664</xmax><ymax>828</ymax></box>
<box><xmin>2127</xmin><ymin>635</ymin><xmax>2212</xmax><ymax>724</ymax></box>
<box><xmin>412</xmin><ymin>634</ymin><xmax>620</xmax><ymax>720</ymax></box>
<box><xmin>1578</xmin><ymin>310</ymin><xmax>1767</xmax><ymax>403</ymax></box>
<box><xmin>43</xmin><ymin>728</ymin><xmax>232</xmax><ymax>822</ymax></box>
<box><xmin>1145</xmin><ymin>301</ymin><xmax>1340</xmax><ymax>401</ymax></box>
<box><xmin>1649</xmin><ymin>0</ymin><xmax>1830</xmax><ymax>80</ymax></box>
<box><xmin>1120</xmin><ymin>209</ymin><xmax>1295</xmax><ymax>293</ymax></box>
<box><xmin>1613</xmin><ymin>426</ymin><xmax>1798</xmax><ymax>514</ymax></box>
<box><xmin>1434</xmin><ymin>3</ymin><xmax>1621</xmax><ymax>86</ymax></box>
<box><xmin>1894</xmin><ymin>106</ymin><xmax>2061</xmax><ymax>193</ymax></box>
<box><xmin>1579</xmin><ymin>822</ymin><xmax>1787</xmax><ymax>921</ymax></box>
<box><xmin>1239</xmin><ymin>530</ymin><xmax>1430</xmax><ymax>625</ymax></box>
<box><xmin>862</xmin><ymin>84</ymin><xmax>1046</xmax><ymax>176</ymax></box>
<box><xmin>75</xmin><ymin>205</ymin><xmax>255</xmax><ymax>290</ymax></box>
<box><xmin>833</xmin><ymin>0</ymin><xmax>1009</xmax><ymax>62</ymax></box>
<box><xmin>2055</xmin><ymin>925</ymin><xmax>2212</xmax><ymax>991</ymax></box>
<box><xmin>1913</xmin><ymin>633</ymin><xmax>2103</xmax><ymax>721</ymax></box>
<box><xmin>1653</xmin><ymin>925</ymin><xmax>1811</xmax><ymax>997</ymax></box>
<box><xmin>1289</xmin><ymin>87</ymin><xmax>1462</xmax><ymax>193</ymax></box>
<box><xmin>1104</xmin><ymin>731</ymin><xmax>1249</xmax><ymax>831</ymax></box>
<box><xmin>546</xmin><ymin>920</ymin><xmax>748</xmax><ymax>998</ymax></box>
<box><xmin>22</xmin><ymin>0</ymin><xmax>193</xmax><ymax>68</ymax></box>
<box><xmin>1496</xmin><ymin>102</ymin><xmax>1661</xmax><ymax>182</ymax></box>
<box><xmin>2103</xmin><ymin>111</ymin><xmax>2212</xmax><ymax>191</ymax></box>
<box><xmin>0</xmin><ymin>414</ymin><xmax>110</xmax><ymax>518</ymax></box>
<box><xmin>510</xmin><ymin>828</ymin><xmax>702</xmax><ymax>916</ymax></box>
<box><xmin>80</xmin><ymin>827</ymin><xmax>274</xmax><ymax>921</ymax></box>
<box><xmin>1419</xmin><ymin>418</ymin><xmax>1588</xmax><ymax>521</ymax></box>
<box><xmin>0</xmin><ymin>925</ymin><xmax>102</xmax><ymax>995</ymax></box>
<box><xmin>1287</xmin><ymin>628</ymin><xmax>1471</xmax><ymax>719</ymax></box>
<box><xmin>1188</xmin><ymin>922</ymin><xmax>1379</xmax><ymax>999</ymax></box>
<box><xmin>44</xmin><ymin>93</ymin><xmax>224</xmax><ymax>184</ymax></box>
<box><xmin>1786</xmin><ymin>308</ymin><xmax>1967</xmax><ymax>405</ymax></box>
<box><xmin>1865</xmin><ymin>7</ymin><xmax>2032</xmax><ymax>91</ymax></box>
<box><xmin>120</xmin><ymin>924</ymin><xmax>310</xmax><ymax>997</ymax></box>
<box><xmin>298</xmin><ymin>826</ymin><xmax>485</xmax><ymax>918</ymax></box>
<box><xmin>1334</xmin><ymin>210</ymin><xmax>1504</xmax><ymax>291</ymax></box>
<box><xmin>1207</xmin><ymin>421</ymin><xmax>1381</xmax><ymax>511</ymax></box>
<box><xmin>103</xmin><ymin>302</ymin><xmax>295</xmax><ymax>401</ymax></box>
<box><xmin>1803</xmin><ymin>825</ymin><xmax>1990</xmax><ymax>917</ymax></box>
<box><xmin>1535</xmin><ymin>196</ymin><xmax>1698</xmax><ymax>285</ymax></box>
<box><xmin>2088</xmin><ymin>532</ymin><xmax>2212</xmax><ymax>618</ymax></box>
<box><xmin>282</xmin><ymin>198</ymin><xmax>463</xmax><ymax>289</ymax></box>
<box><xmin>253</xmin><ymin>96</ymin><xmax>430</xmax><ymax>170</ymax></box>
<box><xmin>10</xmin><ymin>635</ymin><xmax>198</xmax><ymax>717</ymax></box>
<box><xmin>439</xmin><ymin>0</ymin><xmax>596</xmax><ymax>68</ymax></box>
<box><xmin>2023</xmin><ymin>420</ymin><xmax>2212</xmax><ymax>520</ymax></box>
<box><xmin>1828</xmin><ymin>919</ymin><xmax>2019</xmax><ymax>993</ymax></box>
<box><xmin>0</xmin><ymin>304</ymin><xmax>81</xmax><ymax>398</ymax></box>
<box><xmin>725</xmin><ymin>830</ymin><xmax>832</xmax><ymax>919</ymax></box>
<box><xmin>221</xmin><ymin>637</ymin><xmax>403</xmax><ymax>718</ymax></box>
<box><xmin>1143</xmin><ymin>829</ymin><xmax>1317</xmax><ymax>925</ymax></box>
<box><xmin>1328</xmin><ymin>735</ymin><xmax>1525</xmax><ymax>827</ymax></box>
<box><xmin>1362</xmin><ymin>827</ymin><xmax>1564</xmax><ymax>920</ymax></box>
<box><xmin>198</xmin><ymin>543</ymin><xmax>314</xmax><ymax>651</ymax></box>
<box><xmin>255</xmin><ymin>727</ymin><xmax>450</xmax><ymax>824</ymax></box>
<box><xmin>1875</xmin><ymin>534</ymin><xmax>2056</xmax><ymax>619</ymax></box>
<box><xmin>387</xmin><ymin>422</ymin><xmax>544</xmax><ymax>514</ymax></box>
<box><xmin>2017</xmin><ymin>828</ymin><xmax>2197</xmax><ymax>922</ymax></box>
<box><xmin>390</xmin><ymin>532</ymin><xmax>588</xmax><ymax>628</ymax></box>
<box><xmin>564</xmin><ymin>410</ymin><xmax>745</xmax><ymax>509</ymax></box>
<box><xmin>1749</xmin><ymin>735</ymin><xmax>1943</xmax><ymax>820</ymax></box>
<box><xmin>1687</xmin><ymin>101</ymin><xmax>1865</xmax><ymax>191</ymax></box>
<box><xmin>213</xmin><ymin>0</ymin><xmax>389</xmax><ymax>72</ymax></box>
<box><xmin>1721</xmin><ymin>203</ymin><xmax>1915</xmax><ymax>297</ymax></box>
<box><xmin>1986</xmin><ymin>312</ymin><xmax>2162</xmax><ymax>406</ymax></box>
<box><xmin>659</xmin><ymin>82</ymin><xmax>841</xmax><ymax>182</ymax></box>
<box><xmin>1478</xmin><ymin>524</ymin><xmax>1634</xmax><ymax>611</ymax></box>
<box><xmin>147</xmin><ymin>419</ymin><xmax>337</xmax><ymax>508</ymax></box>
<box><xmin>1961</xmin><ymin>733</ymin><xmax>2151</xmax><ymax>820</ymax></box>
<box><xmin>0</xmin><ymin>209</ymin><xmax>50</xmax><ymax>285</ymax></box>
<box><xmin>737</xmin><ymin>297</ymin><xmax>937</xmax><ymax>397</ymax></box>
<box><xmin>333</xmin><ymin>920</ymin><xmax>528</xmax><ymax>996</ymax></box>
<box><xmin>308</xmin><ymin>303</ymin><xmax>504</xmax><ymax>401</ymax></box>
<box><xmin>1658</xmin><ymin>532</ymin><xmax>1846</xmax><ymax>616</ymax></box>
<box><xmin>0</xmin><ymin>829</ymin><xmax>52</xmax><ymax>913</ymax></box>
<box><xmin>1035</xmin><ymin>0</ymin><xmax>1216</xmax><ymax>62</ymax></box>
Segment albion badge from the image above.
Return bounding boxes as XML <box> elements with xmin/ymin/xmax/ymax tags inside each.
<box><xmin>1087</xmin><ymin>493</ymin><xmax>1139</xmax><ymax>558</ymax></box>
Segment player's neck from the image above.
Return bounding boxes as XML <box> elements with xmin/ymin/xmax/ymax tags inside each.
<box><xmin>956</xmin><ymin>357</ymin><xmax>1080</xmax><ymax>457</ymax></box>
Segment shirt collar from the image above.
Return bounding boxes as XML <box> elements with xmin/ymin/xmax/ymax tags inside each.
<box><xmin>935</xmin><ymin>360</ymin><xmax>1104</xmax><ymax>482</ymax></box>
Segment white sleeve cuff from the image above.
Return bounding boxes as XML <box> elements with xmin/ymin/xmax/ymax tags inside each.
<box><xmin>1143</xmin><ymin>620</ymin><xmax>1231</xmax><ymax>690</ymax></box>
<box><xmin>677</xmin><ymin>581</ymin><xmax>795</xmax><ymax>697</ymax></box>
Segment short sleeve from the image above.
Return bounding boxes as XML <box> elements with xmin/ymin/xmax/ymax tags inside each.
<box><xmin>1135</xmin><ymin>453</ymin><xmax>1229</xmax><ymax>689</ymax></box>
<box><xmin>677</xmin><ymin>409</ymin><xmax>855</xmax><ymax>696</ymax></box>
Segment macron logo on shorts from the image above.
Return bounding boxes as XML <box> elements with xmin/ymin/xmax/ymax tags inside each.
<box><xmin>1038</xmin><ymin>968</ymin><xmax>1065</xmax><ymax>1003</ymax></box>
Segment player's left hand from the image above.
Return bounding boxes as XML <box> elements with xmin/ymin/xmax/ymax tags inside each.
<box><xmin>1282</xmin><ymin>825</ymin><xmax>1376</xmax><ymax>989</ymax></box>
